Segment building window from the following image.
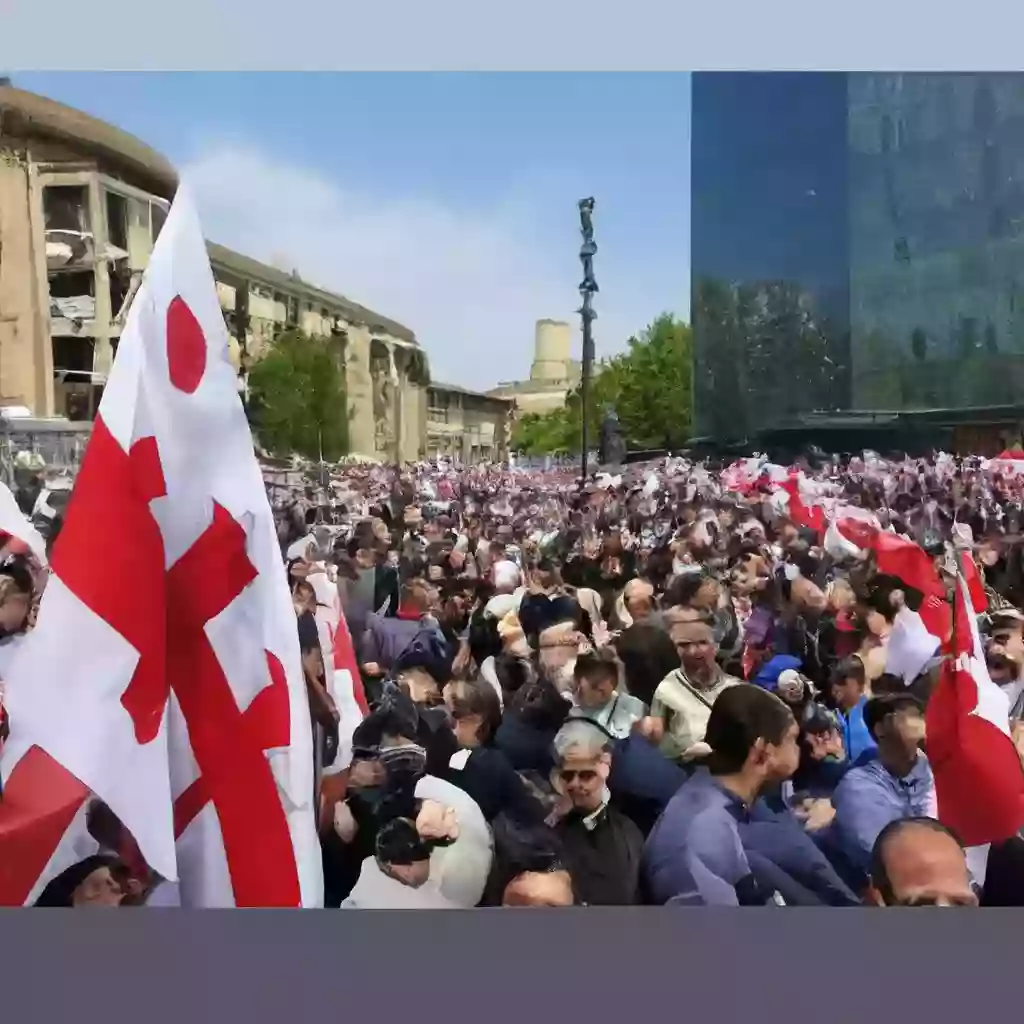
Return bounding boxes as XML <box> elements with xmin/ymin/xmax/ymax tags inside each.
<box><xmin>105</xmin><ymin>191</ymin><xmax>129</xmax><ymax>252</ymax></box>
<box><xmin>428</xmin><ymin>389</ymin><xmax>451</xmax><ymax>424</ymax></box>
<box><xmin>152</xmin><ymin>202</ymin><xmax>168</xmax><ymax>241</ymax></box>
<box><xmin>43</xmin><ymin>185</ymin><xmax>90</xmax><ymax>233</ymax></box>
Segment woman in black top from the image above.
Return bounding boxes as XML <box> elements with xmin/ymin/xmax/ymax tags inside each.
<box><xmin>443</xmin><ymin>679</ymin><xmax>546</xmax><ymax>825</ymax></box>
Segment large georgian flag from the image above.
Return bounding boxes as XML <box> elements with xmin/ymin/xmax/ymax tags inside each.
<box><xmin>926</xmin><ymin>561</ymin><xmax>1024</xmax><ymax>847</ymax></box>
<box><xmin>0</xmin><ymin>186</ymin><xmax>322</xmax><ymax>907</ymax></box>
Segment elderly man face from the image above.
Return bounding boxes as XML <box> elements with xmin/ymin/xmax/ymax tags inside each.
<box><xmin>871</xmin><ymin>821</ymin><xmax>977</xmax><ymax>908</ymax></box>
<box><xmin>554</xmin><ymin>732</ymin><xmax>611</xmax><ymax>815</ymax></box>
<box><xmin>668</xmin><ymin>610</ymin><xmax>718</xmax><ymax>682</ymax></box>
<box><xmin>623</xmin><ymin>579</ymin><xmax>655</xmax><ymax>621</ymax></box>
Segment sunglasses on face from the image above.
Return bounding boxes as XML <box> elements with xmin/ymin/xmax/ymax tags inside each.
<box><xmin>558</xmin><ymin>768</ymin><xmax>599</xmax><ymax>784</ymax></box>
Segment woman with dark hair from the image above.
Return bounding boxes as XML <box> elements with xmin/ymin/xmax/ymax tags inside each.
<box><xmin>492</xmin><ymin>651</ymin><xmax>535</xmax><ymax>709</ymax></box>
<box><xmin>442</xmin><ymin>679</ymin><xmax>546</xmax><ymax>824</ymax></box>
<box><xmin>467</xmin><ymin>605</ymin><xmax>503</xmax><ymax>671</ymax></box>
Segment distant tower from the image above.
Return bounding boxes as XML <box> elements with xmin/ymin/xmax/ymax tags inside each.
<box><xmin>530</xmin><ymin>319</ymin><xmax>572</xmax><ymax>383</ymax></box>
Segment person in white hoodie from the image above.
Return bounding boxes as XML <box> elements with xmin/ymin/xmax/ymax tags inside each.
<box><xmin>341</xmin><ymin>813</ymin><xmax>462</xmax><ymax>910</ymax></box>
<box><xmin>338</xmin><ymin>775</ymin><xmax>493</xmax><ymax>909</ymax></box>
<box><xmin>334</xmin><ymin>686</ymin><xmax>494</xmax><ymax>908</ymax></box>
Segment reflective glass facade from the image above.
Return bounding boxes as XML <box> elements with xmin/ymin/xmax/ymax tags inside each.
<box><xmin>692</xmin><ymin>72</ymin><xmax>1024</xmax><ymax>442</ymax></box>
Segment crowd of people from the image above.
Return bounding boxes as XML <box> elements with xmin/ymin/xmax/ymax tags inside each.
<box><xmin>10</xmin><ymin>447</ymin><xmax>1024</xmax><ymax>907</ymax></box>
<box><xmin>272</xmin><ymin>450</ymin><xmax>1024</xmax><ymax>908</ymax></box>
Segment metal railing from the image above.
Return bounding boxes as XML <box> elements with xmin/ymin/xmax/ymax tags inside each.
<box><xmin>0</xmin><ymin>420</ymin><xmax>93</xmax><ymax>487</ymax></box>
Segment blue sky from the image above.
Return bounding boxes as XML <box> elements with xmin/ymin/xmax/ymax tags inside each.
<box><xmin>15</xmin><ymin>73</ymin><xmax>690</xmax><ymax>389</ymax></box>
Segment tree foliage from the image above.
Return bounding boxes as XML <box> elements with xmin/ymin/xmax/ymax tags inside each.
<box><xmin>511</xmin><ymin>313</ymin><xmax>693</xmax><ymax>456</ymax></box>
<box><xmin>247</xmin><ymin>329</ymin><xmax>350</xmax><ymax>461</ymax></box>
<box><xmin>510</xmin><ymin>406</ymin><xmax>579</xmax><ymax>456</ymax></box>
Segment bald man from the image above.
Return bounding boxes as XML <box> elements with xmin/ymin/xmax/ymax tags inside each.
<box><xmin>869</xmin><ymin>817</ymin><xmax>978</xmax><ymax>907</ymax></box>
<box><xmin>502</xmin><ymin>869</ymin><xmax>576</xmax><ymax>907</ymax></box>
<box><xmin>617</xmin><ymin>578</ymin><xmax>665</xmax><ymax>631</ymax></box>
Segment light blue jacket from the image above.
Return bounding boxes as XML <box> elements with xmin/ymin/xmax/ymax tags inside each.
<box><xmin>830</xmin><ymin>754</ymin><xmax>936</xmax><ymax>873</ymax></box>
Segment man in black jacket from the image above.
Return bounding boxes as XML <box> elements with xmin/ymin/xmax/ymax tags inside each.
<box><xmin>548</xmin><ymin>719</ymin><xmax>644</xmax><ymax>905</ymax></box>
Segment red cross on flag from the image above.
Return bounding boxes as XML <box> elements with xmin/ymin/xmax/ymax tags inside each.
<box><xmin>0</xmin><ymin>186</ymin><xmax>322</xmax><ymax>907</ymax></box>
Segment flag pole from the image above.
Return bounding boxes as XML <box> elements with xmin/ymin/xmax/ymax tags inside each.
<box><xmin>577</xmin><ymin>197</ymin><xmax>597</xmax><ymax>488</ymax></box>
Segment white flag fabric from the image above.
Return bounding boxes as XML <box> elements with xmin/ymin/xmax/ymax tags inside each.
<box><xmin>823</xmin><ymin>505</ymin><xmax>880</xmax><ymax>561</ymax></box>
<box><xmin>0</xmin><ymin>185</ymin><xmax>322</xmax><ymax>907</ymax></box>
<box><xmin>885</xmin><ymin>606</ymin><xmax>940</xmax><ymax>685</ymax></box>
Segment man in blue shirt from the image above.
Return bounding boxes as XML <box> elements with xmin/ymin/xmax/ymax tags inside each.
<box><xmin>829</xmin><ymin>657</ymin><xmax>877</xmax><ymax>763</ymax></box>
<box><xmin>643</xmin><ymin>685</ymin><xmax>803</xmax><ymax>905</ymax></box>
<box><xmin>830</xmin><ymin>694</ymin><xmax>936</xmax><ymax>884</ymax></box>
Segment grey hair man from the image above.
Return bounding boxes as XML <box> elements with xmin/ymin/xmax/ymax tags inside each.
<box><xmin>547</xmin><ymin>720</ymin><xmax>644</xmax><ymax>906</ymax></box>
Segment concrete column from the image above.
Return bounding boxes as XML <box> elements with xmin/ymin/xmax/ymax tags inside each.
<box><xmin>386</xmin><ymin>341</ymin><xmax>401</xmax><ymax>463</ymax></box>
<box><xmin>396</xmin><ymin>353</ymin><xmax>426</xmax><ymax>463</ymax></box>
<box><xmin>89</xmin><ymin>175</ymin><xmax>115</xmax><ymax>379</ymax></box>
<box><xmin>0</xmin><ymin>156</ymin><xmax>45</xmax><ymax>411</ymax></box>
<box><xmin>25</xmin><ymin>159</ymin><xmax>55</xmax><ymax>415</ymax></box>
<box><xmin>345</xmin><ymin>325</ymin><xmax>375</xmax><ymax>458</ymax></box>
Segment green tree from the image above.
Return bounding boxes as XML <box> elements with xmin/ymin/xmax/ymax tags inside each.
<box><xmin>598</xmin><ymin>313</ymin><xmax>693</xmax><ymax>449</ymax></box>
<box><xmin>511</xmin><ymin>406</ymin><xmax>578</xmax><ymax>455</ymax></box>
<box><xmin>247</xmin><ymin>329</ymin><xmax>350</xmax><ymax>460</ymax></box>
<box><xmin>511</xmin><ymin>313</ymin><xmax>693</xmax><ymax>455</ymax></box>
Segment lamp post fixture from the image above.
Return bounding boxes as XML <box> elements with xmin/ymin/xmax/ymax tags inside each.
<box><xmin>577</xmin><ymin>197</ymin><xmax>598</xmax><ymax>485</ymax></box>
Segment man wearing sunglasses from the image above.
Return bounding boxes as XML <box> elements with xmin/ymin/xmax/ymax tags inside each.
<box><xmin>546</xmin><ymin>719</ymin><xmax>644</xmax><ymax>906</ymax></box>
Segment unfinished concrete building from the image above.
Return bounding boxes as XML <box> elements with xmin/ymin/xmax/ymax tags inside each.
<box><xmin>0</xmin><ymin>83</ymin><xmax>506</xmax><ymax>463</ymax></box>
<box><xmin>0</xmin><ymin>83</ymin><xmax>177</xmax><ymax>421</ymax></box>
<box><xmin>425</xmin><ymin>381</ymin><xmax>514</xmax><ymax>463</ymax></box>
<box><xmin>206</xmin><ymin>243</ymin><xmax>432</xmax><ymax>462</ymax></box>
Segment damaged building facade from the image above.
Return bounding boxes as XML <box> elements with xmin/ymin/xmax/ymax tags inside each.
<box><xmin>0</xmin><ymin>84</ymin><xmax>510</xmax><ymax>462</ymax></box>
<box><xmin>206</xmin><ymin>243</ymin><xmax>435</xmax><ymax>462</ymax></box>
<box><xmin>426</xmin><ymin>382</ymin><xmax>515</xmax><ymax>463</ymax></box>
<box><xmin>0</xmin><ymin>83</ymin><xmax>176</xmax><ymax>422</ymax></box>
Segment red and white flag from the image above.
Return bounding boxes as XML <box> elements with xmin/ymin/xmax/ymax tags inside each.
<box><xmin>0</xmin><ymin>480</ymin><xmax>47</xmax><ymax>564</ymax></box>
<box><xmin>331</xmin><ymin>594</ymin><xmax>369</xmax><ymax>769</ymax></box>
<box><xmin>926</xmin><ymin>560</ymin><xmax>1024</xmax><ymax>848</ymax></box>
<box><xmin>0</xmin><ymin>186</ymin><xmax>322</xmax><ymax>907</ymax></box>
<box><xmin>831</xmin><ymin>517</ymin><xmax>955</xmax><ymax>643</ymax></box>
<box><xmin>310</xmin><ymin>573</ymin><xmax>368</xmax><ymax>776</ymax></box>
<box><xmin>822</xmin><ymin>505</ymin><xmax>879</xmax><ymax>562</ymax></box>
<box><xmin>989</xmin><ymin>450</ymin><xmax>1024</xmax><ymax>477</ymax></box>
<box><xmin>776</xmin><ymin>473</ymin><xmax>826</xmax><ymax>535</ymax></box>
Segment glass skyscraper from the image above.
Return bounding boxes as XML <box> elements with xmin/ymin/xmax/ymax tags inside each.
<box><xmin>692</xmin><ymin>72</ymin><xmax>1024</xmax><ymax>444</ymax></box>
